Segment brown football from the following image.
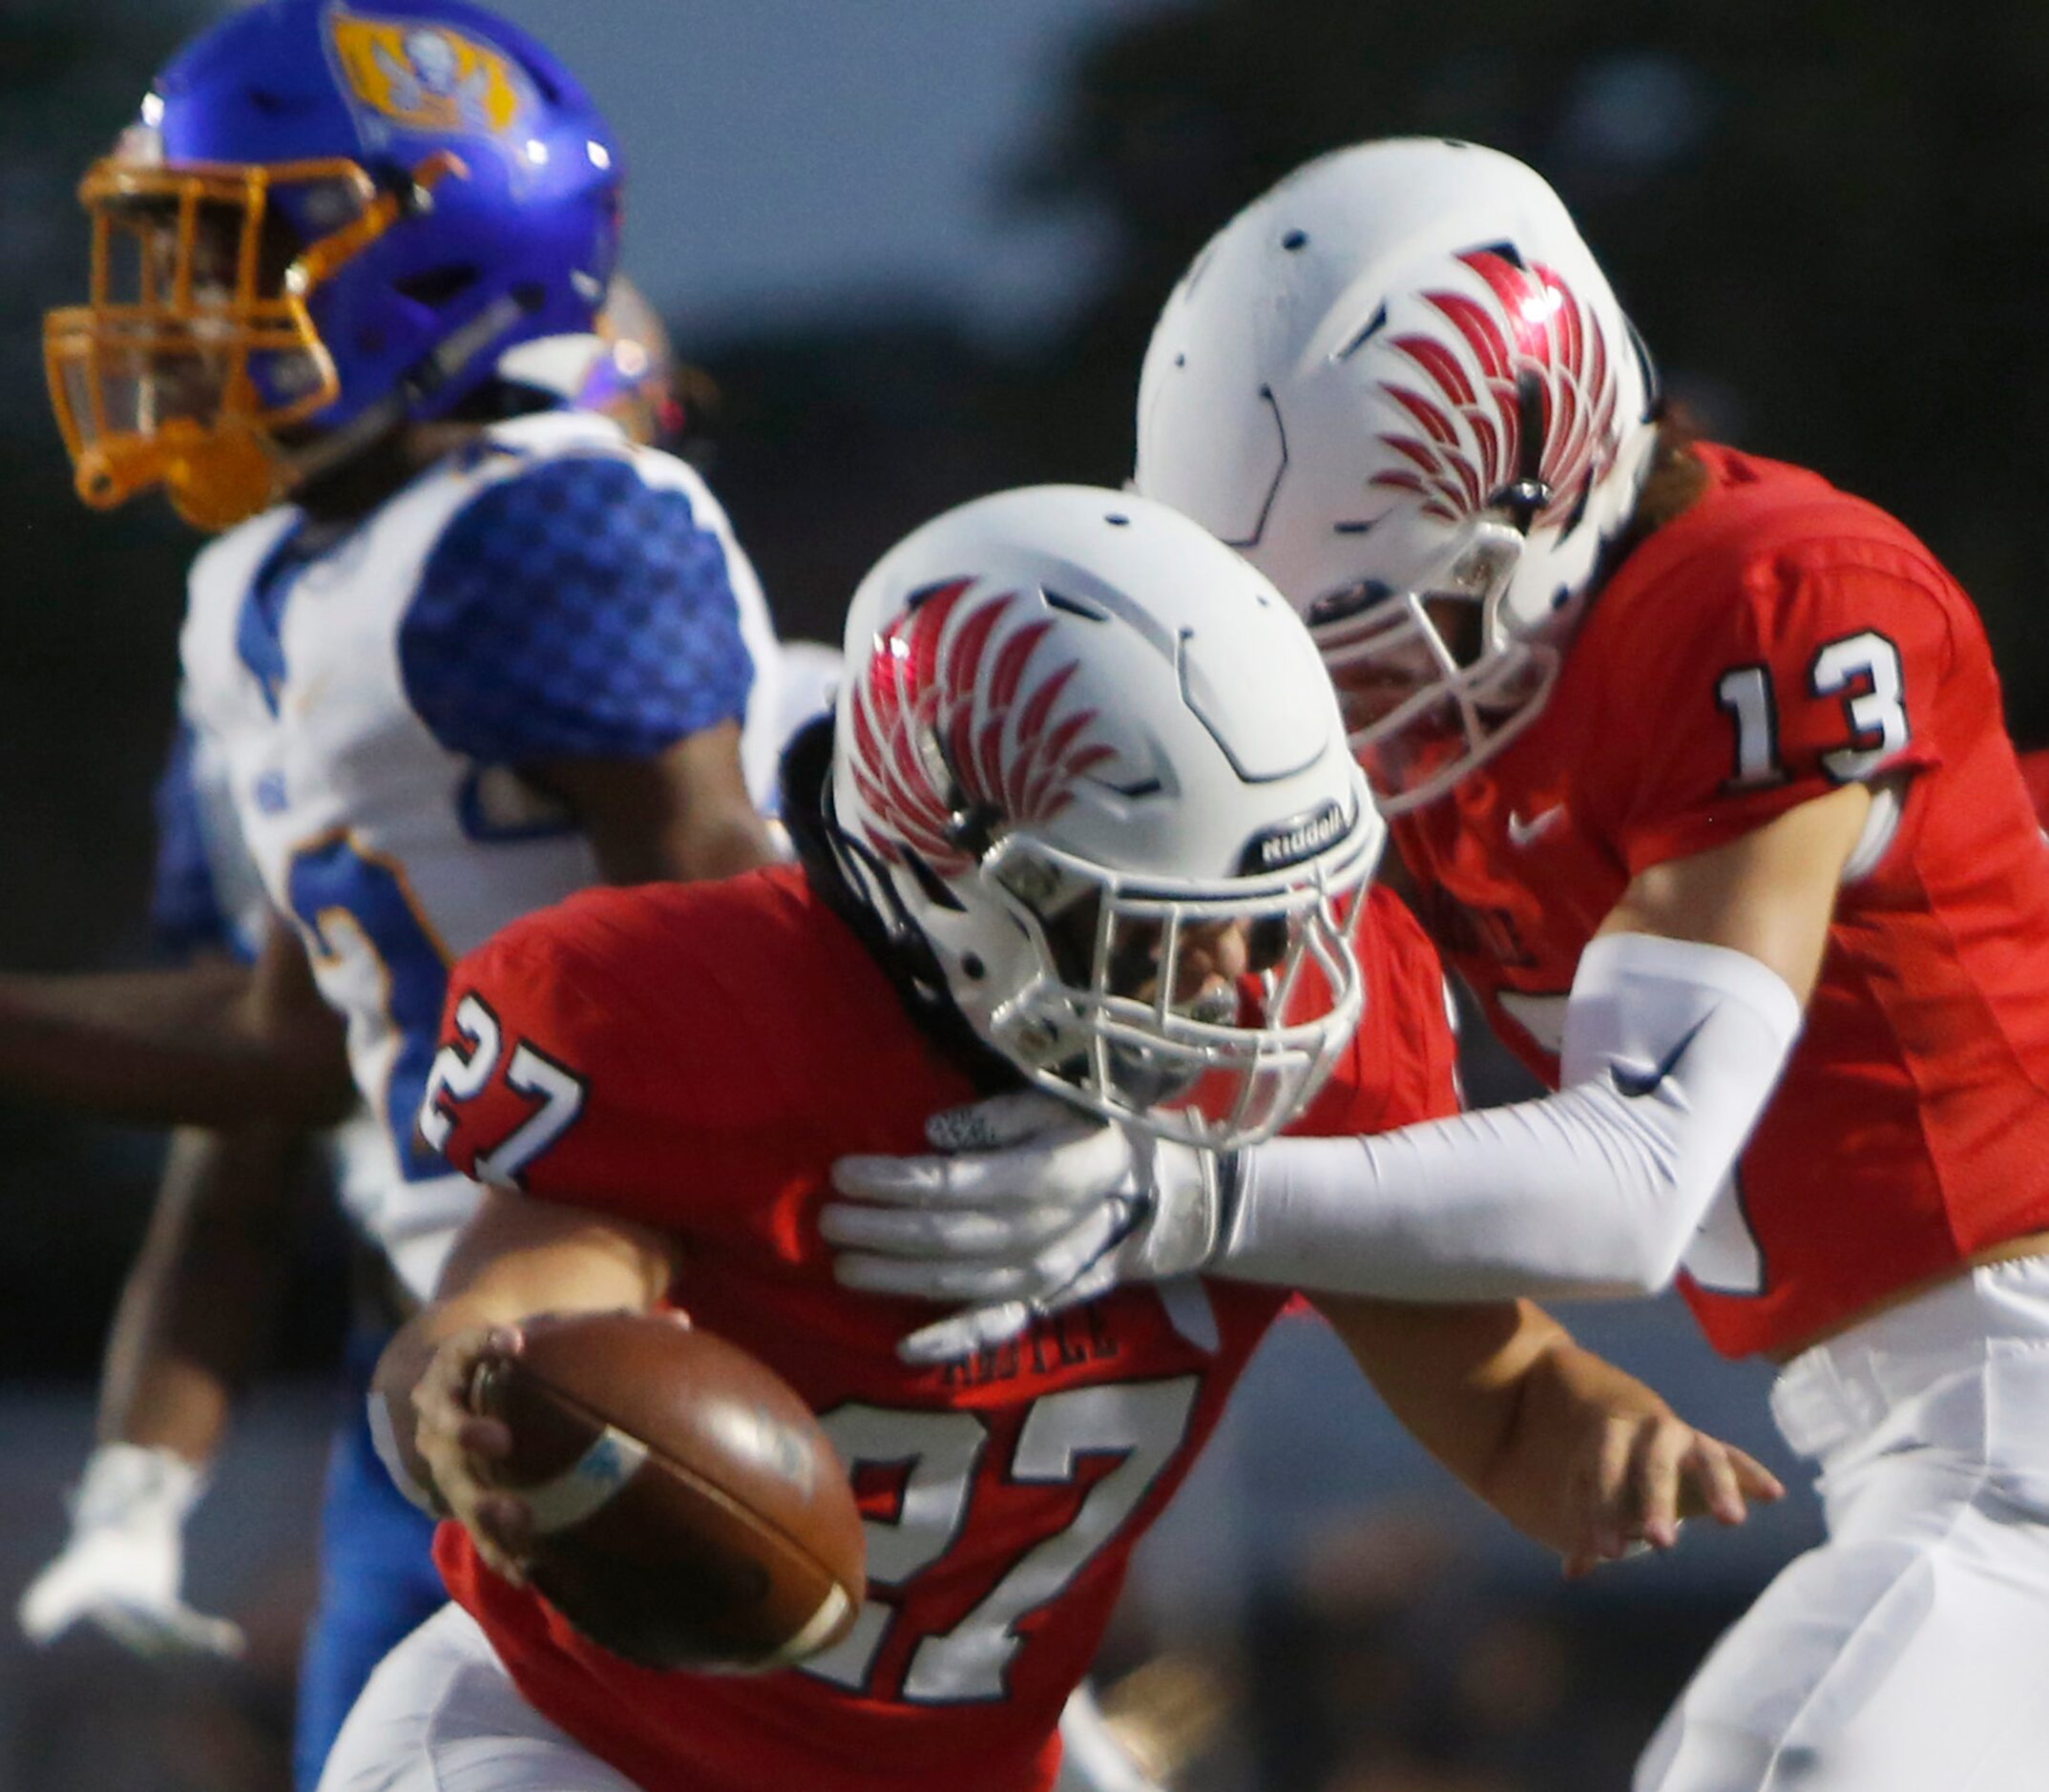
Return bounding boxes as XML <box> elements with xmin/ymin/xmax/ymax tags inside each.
<box><xmin>469</xmin><ymin>1311</ymin><xmax>865</xmax><ymax>1673</ymax></box>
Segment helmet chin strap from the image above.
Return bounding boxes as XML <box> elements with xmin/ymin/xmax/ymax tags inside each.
<box><xmin>279</xmin><ymin>286</ymin><xmax>547</xmax><ymax>503</ymax></box>
<box><xmin>275</xmin><ymin>386</ymin><xmax>408</xmax><ymax>495</ymax></box>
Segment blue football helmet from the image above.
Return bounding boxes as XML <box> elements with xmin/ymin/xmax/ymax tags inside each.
<box><xmin>45</xmin><ymin>0</ymin><xmax>623</xmax><ymax>530</ymax></box>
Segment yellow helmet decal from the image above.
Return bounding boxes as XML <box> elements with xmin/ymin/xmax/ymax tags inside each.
<box><xmin>326</xmin><ymin>6</ymin><xmax>529</xmax><ymax>142</ymax></box>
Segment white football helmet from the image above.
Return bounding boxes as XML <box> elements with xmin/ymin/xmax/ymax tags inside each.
<box><xmin>1136</xmin><ymin>138</ymin><xmax>1659</xmax><ymax>811</ymax></box>
<box><xmin>827</xmin><ymin>485</ymin><xmax>1382</xmax><ymax>1148</ymax></box>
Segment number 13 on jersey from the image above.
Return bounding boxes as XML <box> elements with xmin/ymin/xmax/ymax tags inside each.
<box><xmin>1715</xmin><ymin>629</ymin><xmax>1910</xmax><ymax>791</ymax></box>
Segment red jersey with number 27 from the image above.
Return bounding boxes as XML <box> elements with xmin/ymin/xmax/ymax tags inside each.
<box><xmin>1394</xmin><ymin>444</ymin><xmax>2049</xmax><ymax>1360</ymax></box>
<box><xmin>427</xmin><ymin>862</ymin><xmax>1459</xmax><ymax>1792</ymax></box>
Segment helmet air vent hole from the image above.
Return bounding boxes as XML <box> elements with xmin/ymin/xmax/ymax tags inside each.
<box><xmin>395</xmin><ymin>265</ymin><xmax>481</xmax><ymax>307</ymax></box>
<box><xmin>1336</xmin><ymin>303</ymin><xmax>1388</xmax><ymax>362</ymax></box>
<box><xmin>961</xmin><ymin>953</ymin><xmax>986</xmax><ymax>981</ymax></box>
<box><xmin>899</xmin><ymin>846</ymin><xmax>964</xmax><ymax>912</ymax></box>
<box><xmin>1043</xmin><ymin>588</ymin><xmax>1110</xmax><ymax>622</ymax></box>
<box><xmin>1282</xmin><ymin>229</ymin><xmax>1308</xmax><ymax>251</ymax></box>
<box><xmin>519</xmin><ymin>57</ymin><xmax>566</xmax><ymax>105</ymax></box>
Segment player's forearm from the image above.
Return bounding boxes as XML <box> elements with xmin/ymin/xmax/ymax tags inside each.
<box><xmin>0</xmin><ymin>965</ymin><xmax>353</xmax><ymax>1127</ymax></box>
<box><xmin>372</xmin><ymin>1189</ymin><xmax>681</xmax><ymax>1501</ymax></box>
<box><xmin>1316</xmin><ymin>1296</ymin><xmax>1680</xmax><ymax>1560</ymax></box>
<box><xmin>536</xmin><ymin>727</ymin><xmax>780</xmax><ymax>886</ymax></box>
<box><xmin>1214</xmin><ymin>933</ymin><xmax>1803</xmax><ymax>1302</ymax></box>
<box><xmin>1472</xmin><ymin>1339</ymin><xmax>1678</xmax><ymax>1555</ymax></box>
<box><xmin>1223</xmin><ymin>1091</ymin><xmax>1700</xmax><ymax>1301</ymax></box>
<box><xmin>670</xmin><ymin>805</ymin><xmax>784</xmax><ymax>883</ymax></box>
<box><xmin>98</xmin><ymin>1126</ymin><xmax>311</xmax><ymax>1465</ymax></box>
<box><xmin>589</xmin><ymin>789</ymin><xmax>777</xmax><ymax>886</ymax></box>
<box><xmin>1316</xmin><ymin>1294</ymin><xmax>1569</xmax><ymax>1505</ymax></box>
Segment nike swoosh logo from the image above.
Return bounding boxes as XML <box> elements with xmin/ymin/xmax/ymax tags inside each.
<box><xmin>1506</xmin><ymin>805</ymin><xmax>1564</xmax><ymax>847</ymax></box>
<box><xmin>1610</xmin><ymin>1015</ymin><xmax>1711</xmax><ymax>1100</ymax></box>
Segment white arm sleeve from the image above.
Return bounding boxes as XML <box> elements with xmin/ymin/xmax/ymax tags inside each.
<box><xmin>1213</xmin><ymin>932</ymin><xmax>1804</xmax><ymax>1301</ymax></box>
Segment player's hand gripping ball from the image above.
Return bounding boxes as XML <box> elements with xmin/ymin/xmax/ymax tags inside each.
<box><xmin>468</xmin><ymin>1312</ymin><xmax>865</xmax><ymax>1672</ymax></box>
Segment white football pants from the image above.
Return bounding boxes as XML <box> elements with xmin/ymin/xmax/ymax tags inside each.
<box><xmin>318</xmin><ymin>1603</ymin><xmax>638</xmax><ymax>1792</ymax></box>
<box><xmin>319</xmin><ymin>1600</ymin><xmax>1155</xmax><ymax>1791</ymax></box>
<box><xmin>1637</xmin><ymin>1256</ymin><xmax>2049</xmax><ymax>1792</ymax></box>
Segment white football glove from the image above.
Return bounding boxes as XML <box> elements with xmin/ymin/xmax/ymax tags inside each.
<box><xmin>17</xmin><ymin>1443</ymin><xmax>244</xmax><ymax>1659</ymax></box>
<box><xmin>826</xmin><ymin>1091</ymin><xmax>1233</xmax><ymax>1364</ymax></box>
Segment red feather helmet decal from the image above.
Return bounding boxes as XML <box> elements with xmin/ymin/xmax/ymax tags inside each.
<box><xmin>1369</xmin><ymin>248</ymin><xmax>1623</xmax><ymax>527</ymax></box>
<box><xmin>846</xmin><ymin>581</ymin><xmax>1118</xmax><ymax>874</ymax></box>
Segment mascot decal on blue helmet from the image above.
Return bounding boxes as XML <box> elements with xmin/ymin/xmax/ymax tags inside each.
<box><xmin>328</xmin><ymin>7</ymin><xmax>536</xmax><ymax>142</ymax></box>
<box><xmin>44</xmin><ymin>0</ymin><xmax>623</xmax><ymax>530</ymax></box>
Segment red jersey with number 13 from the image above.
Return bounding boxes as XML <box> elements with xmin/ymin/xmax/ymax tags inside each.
<box><xmin>427</xmin><ymin>862</ymin><xmax>1460</xmax><ymax>1792</ymax></box>
<box><xmin>1393</xmin><ymin>443</ymin><xmax>2049</xmax><ymax>1359</ymax></box>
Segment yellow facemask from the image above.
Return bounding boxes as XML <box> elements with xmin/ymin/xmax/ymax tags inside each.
<box><xmin>45</xmin><ymin>149</ymin><xmax>465</xmax><ymax>531</ymax></box>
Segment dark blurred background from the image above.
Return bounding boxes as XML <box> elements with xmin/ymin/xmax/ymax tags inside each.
<box><xmin>3</xmin><ymin>1</ymin><xmax>2042</xmax><ymax>1786</ymax></box>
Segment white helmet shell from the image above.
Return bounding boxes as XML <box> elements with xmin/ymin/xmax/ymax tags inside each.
<box><xmin>829</xmin><ymin>485</ymin><xmax>1383</xmax><ymax>1147</ymax></box>
<box><xmin>1136</xmin><ymin>138</ymin><xmax>1659</xmax><ymax>810</ymax></box>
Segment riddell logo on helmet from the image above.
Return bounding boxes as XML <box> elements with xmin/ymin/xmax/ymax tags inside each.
<box><xmin>1240</xmin><ymin>801</ymin><xmax>1350</xmax><ymax>873</ymax></box>
<box><xmin>327</xmin><ymin>5</ymin><xmax>533</xmax><ymax>142</ymax></box>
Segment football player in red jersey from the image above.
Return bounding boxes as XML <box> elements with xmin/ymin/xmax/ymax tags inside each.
<box><xmin>827</xmin><ymin>145</ymin><xmax>2049</xmax><ymax>1791</ymax></box>
<box><xmin>327</xmin><ymin>486</ymin><xmax>1776</xmax><ymax>1792</ymax></box>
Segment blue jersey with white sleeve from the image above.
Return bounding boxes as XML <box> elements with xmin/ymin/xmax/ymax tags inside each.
<box><xmin>179</xmin><ymin>409</ymin><xmax>786</xmax><ymax>1300</ymax></box>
